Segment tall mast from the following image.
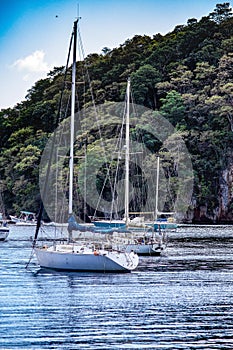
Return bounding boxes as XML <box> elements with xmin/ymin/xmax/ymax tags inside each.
<box><xmin>125</xmin><ymin>78</ymin><xmax>130</xmax><ymax>227</ymax></box>
<box><xmin>69</xmin><ymin>19</ymin><xmax>78</xmax><ymax>216</ymax></box>
<box><xmin>155</xmin><ymin>156</ymin><xmax>160</xmax><ymax>221</ymax></box>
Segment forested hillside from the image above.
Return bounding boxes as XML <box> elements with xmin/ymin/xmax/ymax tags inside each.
<box><xmin>1</xmin><ymin>3</ymin><xmax>233</xmax><ymax>223</ymax></box>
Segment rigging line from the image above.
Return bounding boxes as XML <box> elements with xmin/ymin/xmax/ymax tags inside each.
<box><xmin>93</xmin><ymin>98</ymin><xmax>127</xmax><ymax>220</ymax></box>
<box><xmin>57</xmin><ymin>27</ymin><xmax>75</xmax><ymax>125</ymax></box>
<box><xmin>55</xmin><ymin>97</ymin><xmax>71</xmax><ymax>224</ymax></box>
<box><xmin>26</xmin><ymin>23</ymin><xmax>76</xmax><ymax>269</ymax></box>
<box><xmin>131</xmin><ymin>91</ymin><xmax>149</xmax><ymax>212</ymax></box>
<box><xmin>74</xmin><ymin>35</ymin><xmax>88</xmax><ymax>220</ymax></box>
<box><xmin>94</xmin><ymin>84</ymin><xmax>128</xmax><ymax>219</ymax></box>
<box><xmin>54</xmin><ymin>95</ymin><xmax>71</xmax><ymax>223</ymax></box>
<box><xmin>77</xmin><ymin>25</ymin><xmax>117</xmax><ymax>215</ymax></box>
<box><xmin>131</xmin><ymin>87</ymin><xmax>158</xmax><ymax>214</ymax></box>
<box><xmin>110</xmin><ymin>91</ymin><xmax>127</xmax><ymax>219</ymax></box>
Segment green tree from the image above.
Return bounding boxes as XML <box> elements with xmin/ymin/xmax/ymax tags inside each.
<box><xmin>160</xmin><ymin>90</ymin><xmax>186</xmax><ymax>126</ymax></box>
<box><xmin>131</xmin><ymin>64</ymin><xmax>161</xmax><ymax>108</ymax></box>
<box><xmin>209</xmin><ymin>3</ymin><xmax>232</xmax><ymax>24</ymax></box>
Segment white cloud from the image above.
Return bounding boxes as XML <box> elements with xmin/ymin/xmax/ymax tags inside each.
<box><xmin>22</xmin><ymin>74</ymin><xmax>30</xmax><ymax>81</ymax></box>
<box><xmin>12</xmin><ymin>50</ymin><xmax>50</xmax><ymax>73</ymax></box>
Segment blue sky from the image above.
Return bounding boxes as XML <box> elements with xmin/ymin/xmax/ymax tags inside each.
<box><xmin>0</xmin><ymin>0</ymin><xmax>222</xmax><ymax>109</ymax></box>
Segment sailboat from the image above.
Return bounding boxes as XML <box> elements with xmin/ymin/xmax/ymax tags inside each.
<box><xmin>152</xmin><ymin>157</ymin><xmax>177</xmax><ymax>230</ymax></box>
<box><xmin>33</xmin><ymin>19</ymin><xmax>139</xmax><ymax>272</ymax></box>
<box><xmin>93</xmin><ymin>78</ymin><xmax>166</xmax><ymax>255</ymax></box>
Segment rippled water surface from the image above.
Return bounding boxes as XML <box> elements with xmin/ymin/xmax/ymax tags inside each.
<box><xmin>1</xmin><ymin>225</ymin><xmax>233</xmax><ymax>349</ymax></box>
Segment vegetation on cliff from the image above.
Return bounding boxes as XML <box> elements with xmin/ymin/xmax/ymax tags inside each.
<box><xmin>0</xmin><ymin>3</ymin><xmax>233</xmax><ymax>222</ymax></box>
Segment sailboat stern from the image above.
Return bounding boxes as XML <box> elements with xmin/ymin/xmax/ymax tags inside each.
<box><xmin>106</xmin><ymin>250</ymin><xmax>139</xmax><ymax>271</ymax></box>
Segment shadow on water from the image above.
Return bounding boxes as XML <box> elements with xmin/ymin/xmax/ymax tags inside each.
<box><xmin>33</xmin><ymin>267</ymin><xmax>139</xmax><ymax>279</ymax></box>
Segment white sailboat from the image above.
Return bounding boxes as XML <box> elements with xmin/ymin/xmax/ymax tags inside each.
<box><xmin>33</xmin><ymin>20</ymin><xmax>139</xmax><ymax>272</ymax></box>
<box><xmin>131</xmin><ymin>156</ymin><xmax>176</xmax><ymax>231</ymax></box>
<box><xmin>122</xmin><ymin>79</ymin><xmax>166</xmax><ymax>255</ymax></box>
<box><xmin>93</xmin><ymin>78</ymin><xmax>166</xmax><ymax>255</ymax></box>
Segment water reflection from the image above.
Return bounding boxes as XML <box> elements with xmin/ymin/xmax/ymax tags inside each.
<box><xmin>1</xmin><ymin>225</ymin><xmax>233</xmax><ymax>349</ymax></box>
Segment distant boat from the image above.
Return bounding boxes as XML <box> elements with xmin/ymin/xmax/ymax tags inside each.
<box><xmin>153</xmin><ymin>217</ymin><xmax>177</xmax><ymax>230</ymax></box>
<box><xmin>93</xmin><ymin>219</ymin><xmax>125</xmax><ymax>229</ymax></box>
<box><xmin>32</xmin><ymin>19</ymin><xmax>139</xmax><ymax>272</ymax></box>
<box><xmin>152</xmin><ymin>156</ymin><xmax>177</xmax><ymax>230</ymax></box>
<box><xmin>92</xmin><ymin>79</ymin><xmax>166</xmax><ymax>255</ymax></box>
<box><xmin>10</xmin><ymin>211</ymin><xmax>37</xmax><ymax>226</ymax></box>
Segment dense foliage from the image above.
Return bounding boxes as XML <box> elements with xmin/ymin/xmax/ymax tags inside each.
<box><xmin>1</xmin><ymin>3</ymin><xmax>233</xmax><ymax>222</ymax></box>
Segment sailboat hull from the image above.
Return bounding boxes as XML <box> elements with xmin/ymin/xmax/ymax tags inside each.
<box><xmin>125</xmin><ymin>243</ymin><xmax>163</xmax><ymax>256</ymax></box>
<box><xmin>35</xmin><ymin>245</ymin><xmax>138</xmax><ymax>272</ymax></box>
<box><xmin>93</xmin><ymin>220</ymin><xmax>125</xmax><ymax>229</ymax></box>
<box><xmin>153</xmin><ymin>222</ymin><xmax>177</xmax><ymax>230</ymax></box>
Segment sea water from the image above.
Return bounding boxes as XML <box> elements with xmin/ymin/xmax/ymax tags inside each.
<box><xmin>1</xmin><ymin>225</ymin><xmax>233</xmax><ymax>349</ymax></box>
